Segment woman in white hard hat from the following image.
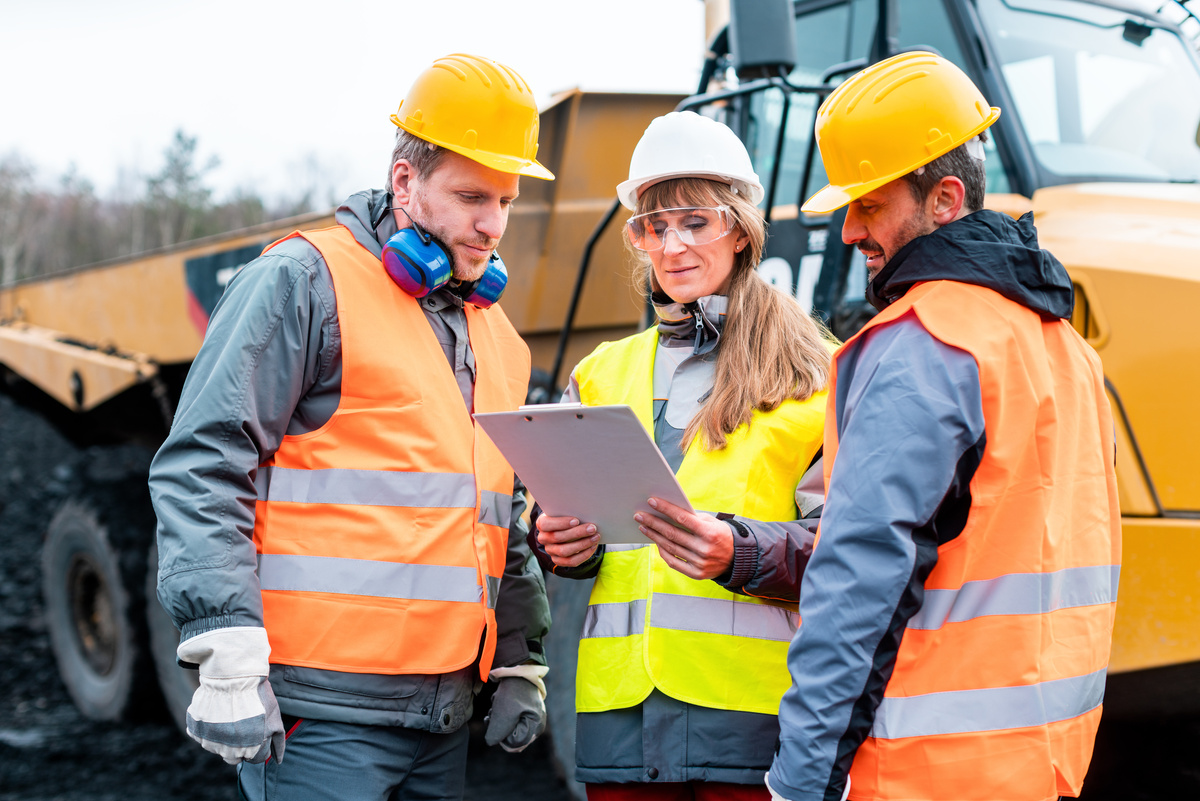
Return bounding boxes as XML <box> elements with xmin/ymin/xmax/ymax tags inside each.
<box><xmin>531</xmin><ymin>111</ymin><xmax>833</xmax><ymax>801</ymax></box>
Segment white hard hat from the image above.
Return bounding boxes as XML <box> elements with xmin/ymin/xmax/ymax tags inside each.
<box><xmin>617</xmin><ymin>111</ymin><xmax>764</xmax><ymax>210</ymax></box>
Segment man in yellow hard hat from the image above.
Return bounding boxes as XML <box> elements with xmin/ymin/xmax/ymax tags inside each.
<box><xmin>759</xmin><ymin>51</ymin><xmax>1121</xmax><ymax>801</ymax></box>
<box><xmin>635</xmin><ymin>51</ymin><xmax>1120</xmax><ymax>801</ymax></box>
<box><xmin>149</xmin><ymin>54</ymin><xmax>554</xmax><ymax>800</ymax></box>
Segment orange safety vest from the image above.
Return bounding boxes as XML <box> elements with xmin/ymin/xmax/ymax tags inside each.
<box><xmin>827</xmin><ymin>281</ymin><xmax>1120</xmax><ymax>801</ymax></box>
<box><xmin>251</xmin><ymin>225</ymin><xmax>530</xmax><ymax>681</ymax></box>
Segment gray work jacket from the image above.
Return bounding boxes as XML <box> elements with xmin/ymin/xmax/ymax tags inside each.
<box><xmin>149</xmin><ymin>189</ymin><xmax>550</xmax><ymax>731</ymax></box>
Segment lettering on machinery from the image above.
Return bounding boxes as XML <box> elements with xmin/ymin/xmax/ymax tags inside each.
<box><xmin>757</xmin><ymin>229</ymin><xmax>828</xmax><ymax>313</ymax></box>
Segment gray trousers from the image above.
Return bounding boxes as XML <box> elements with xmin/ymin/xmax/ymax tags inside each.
<box><xmin>237</xmin><ymin>718</ymin><xmax>470</xmax><ymax>801</ymax></box>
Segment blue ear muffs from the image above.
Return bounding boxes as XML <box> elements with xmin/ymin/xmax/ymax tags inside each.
<box><xmin>464</xmin><ymin>253</ymin><xmax>508</xmax><ymax>309</ymax></box>
<box><xmin>382</xmin><ymin>217</ymin><xmax>453</xmax><ymax>299</ymax></box>
<box><xmin>381</xmin><ymin>207</ymin><xmax>508</xmax><ymax>308</ymax></box>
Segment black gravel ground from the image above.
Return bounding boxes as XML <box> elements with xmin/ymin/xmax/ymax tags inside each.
<box><xmin>0</xmin><ymin>393</ymin><xmax>572</xmax><ymax>801</ymax></box>
<box><xmin>3</xmin><ymin>389</ymin><xmax>1199</xmax><ymax>800</ymax></box>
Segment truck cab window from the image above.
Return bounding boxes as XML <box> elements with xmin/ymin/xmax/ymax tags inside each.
<box><xmin>978</xmin><ymin>0</ymin><xmax>1200</xmax><ymax>183</ymax></box>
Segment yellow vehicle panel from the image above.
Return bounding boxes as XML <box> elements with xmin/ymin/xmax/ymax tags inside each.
<box><xmin>1111</xmin><ymin>517</ymin><xmax>1200</xmax><ymax>673</ymax></box>
<box><xmin>0</xmin><ymin>214</ymin><xmax>331</xmax><ymax>365</ymax></box>
<box><xmin>1035</xmin><ymin>183</ymin><xmax>1200</xmax><ymax>513</ymax></box>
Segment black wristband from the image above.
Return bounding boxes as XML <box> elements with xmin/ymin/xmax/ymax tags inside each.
<box><xmin>719</xmin><ymin>515</ymin><xmax>758</xmax><ymax>589</ymax></box>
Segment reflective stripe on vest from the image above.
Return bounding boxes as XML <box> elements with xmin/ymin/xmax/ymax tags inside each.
<box><xmin>583</xmin><ymin>600</ymin><xmax>647</xmax><ymax>638</ymax></box>
<box><xmin>255</xmin><ymin>466</ymin><xmax>477</xmax><ymax>508</ymax></box>
<box><xmin>581</xmin><ymin>594</ymin><xmax>798</xmax><ymax>642</ymax></box>
<box><xmin>256</xmin><ymin>466</ymin><xmax>512</xmax><ymax>526</ymax></box>
<box><xmin>871</xmin><ymin>667</ymin><xmax>1107</xmax><ymax>741</ymax></box>
<box><xmin>825</xmin><ymin>280</ymin><xmax>1120</xmax><ymax>801</ymax></box>
<box><xmin>258</xmin><ymin>553</ymin><xmax>489</xmax><ymax>606</ymax></box>
<box><xmin>252</xmin><ymin>225</ymin><xmax>528</xmax><ymax>679</ymax></box>
<box><xmin>906</xmin><ymin>564</ymin><xmax>1120</xmax><ymax>631</ymax></box>
<box><xmin>573</xmin><ymin>327</ymin><xmax>826</xmax><ymax>715</ymax></box>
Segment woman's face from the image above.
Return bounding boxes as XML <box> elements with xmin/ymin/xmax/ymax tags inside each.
<box><xmin>645</xmin><ymin>205</ymin><xmax>750</xmax><ymax>304</ymax></box>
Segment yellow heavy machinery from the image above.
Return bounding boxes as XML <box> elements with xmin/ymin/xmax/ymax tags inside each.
<box><xmin>0</xmin><ymin>89</ymin><xmax>682</xmax><ymax>729</ymax></box>
<box><xmin>536</xmin><ymin>0</ymin><xmax>1200</xmax><ymax>795</ymax></box>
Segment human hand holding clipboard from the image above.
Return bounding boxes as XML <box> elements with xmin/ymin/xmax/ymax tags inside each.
<box><xmin>535</xmin><ymin>495</ymin><xmax>736</xmax><ymax>579</ymax></box>
<box><xmin>473</xmin><ymin>404</ymin><xmax>735</xmax><ymax>579</ymax></box>
<box><xmin>534</xmin><ymin>513</ymin><xmax>601</xmax><ymax>568</ymax></box>
<box><xmin>536</xmin><ymin>496</ymin><xmax>736</xmax><ymax>579</ymax></box>
<box><xmin>634</xmin><ymin>497</ymin><xmax>736</xmax><ymax>581</ymax></box>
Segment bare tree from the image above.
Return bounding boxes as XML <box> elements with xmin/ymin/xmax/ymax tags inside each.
<box><xmin>144</xmin><ymin>130</ymin><xmax>220</xmax><ymax>247</ymax></box>
<box><xmin>2</xmin><ymin>131</ymin><xmax>342</xmax><ymax>282</ymax></box>
<box><xmin>0</xmin><ymin>155</ymin><xmax>52</xmax><ymax>285</ymax></box>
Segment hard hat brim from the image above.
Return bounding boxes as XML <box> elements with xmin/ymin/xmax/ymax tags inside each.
<box><xmin>395</xmin><ymin>119</ymin><xmax>556</xmax><ymax>181</ymax></box>
<box><xmin>801</xmin><ymin>106</ymin><xmax>1001</xmax><ymax>215</ymax></box>
<box><xmin>617</xmin><ymin>170</ymin><xmax>765</xmax><ymax>211</ymax></box>
<box><xmin>440</xmin><ymin>140</ymin><xmax>556</xmax><ymax>181</ymax></box>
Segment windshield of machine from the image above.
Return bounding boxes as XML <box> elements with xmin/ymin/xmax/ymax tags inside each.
<box><xmin>979</xmin><ymin>0</ymin><xmax>1200</xmax><ymax>182</ymax></box>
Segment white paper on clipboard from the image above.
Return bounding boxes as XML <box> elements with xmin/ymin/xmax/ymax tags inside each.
<box><xmin>473</xmin><ymin>404</ymin><xmax>694</xmax><ymax>544</ymax></box>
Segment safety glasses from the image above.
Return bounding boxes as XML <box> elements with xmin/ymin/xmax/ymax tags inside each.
<box><xmin>625</xmin><ymin>206</ymin><xmax>734</xmax><ymax>252</ymax></box>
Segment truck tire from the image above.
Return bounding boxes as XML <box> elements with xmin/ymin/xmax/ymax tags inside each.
<box><xmin>41</xmin><ymin>499</ymin><xmax>157</xmax><ymax>721</ymax></box>
<box><xmin>145</xmin><ymin>540</ymin><xmax>199</xmax><ymax>735</ymax></box>
<box><xmin>543</xmin><ymin>575</ymin><xmax>592</xmax><ymax>801</ymax></box>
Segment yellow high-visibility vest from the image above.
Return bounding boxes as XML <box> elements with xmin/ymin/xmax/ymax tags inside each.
<box><xmin>573</xmin><ymin>327</ymin><xmax>825</xmax><ymax>714</ymax></box>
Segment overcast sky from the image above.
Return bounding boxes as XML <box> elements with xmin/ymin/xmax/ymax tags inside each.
<box><xmin>1</xmin><ymin>0</ymin><xmax>706</xmax><ymax>203</ymax></box>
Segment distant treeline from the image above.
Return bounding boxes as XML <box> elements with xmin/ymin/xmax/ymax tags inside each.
<box><xmin>0</xmin><ymin>130</ymin><xmax>338</xmax><ymax>285</ymax></box>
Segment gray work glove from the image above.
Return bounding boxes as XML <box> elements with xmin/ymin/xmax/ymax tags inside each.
<box><xmin>176</xmin><ymin>626</ymin><xmax>285</xmax><ymax>765</ymax></box>
<box><xmin>485</xmin><ymin>667</ymin><xmax>548</xmax><ymax>753</ymax></box>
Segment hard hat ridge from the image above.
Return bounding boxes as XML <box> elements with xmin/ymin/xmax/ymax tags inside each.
<box><xmin>391</xmin><ymin>53</ymin><xmax>554</xmax><ymax>181</ymax></box>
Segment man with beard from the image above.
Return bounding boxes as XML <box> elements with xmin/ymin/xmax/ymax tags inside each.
<box><xmin>636</xmin><ymin>52</ymin><xmax>1120</xmax><ymax>801</ymax></box>
<box><xmin>761</xmin><ymin>51</ymin><xmax>1121</xmax><ymax>801</ymax></box>
<box><xmin>149</xmin><ymin>54</ymin><xmax>553</xmax><ymax>801</ymax></box>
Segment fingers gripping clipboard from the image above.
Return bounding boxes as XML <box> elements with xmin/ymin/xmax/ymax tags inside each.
<box><xmin>473</xmin><ymin>404</ymin><xmax>694</xmax><ymax>544</ymax></box>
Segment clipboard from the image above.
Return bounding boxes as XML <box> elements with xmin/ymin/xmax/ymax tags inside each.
<box><xmin>473</xmin><ymin>404</ymin><xmax>694</xmax><ymax>544</ymax></box>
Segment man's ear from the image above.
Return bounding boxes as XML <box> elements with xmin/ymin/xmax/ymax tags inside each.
<box><xmin>929</xmin><ymin>175</ymin><xmax>966</xmax><ymax>226</ymax></box>
<box><xmin>392</xmin><ymin>160</ymin><xmax>414</xmax><ymax>205</ymax></box>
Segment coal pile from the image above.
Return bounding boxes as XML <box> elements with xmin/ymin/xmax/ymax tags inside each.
<box><xmin>0</xmin><ymin>393</ymin><xmax>234</xmax><ymax>800</ymax></box>
<box><xmin>0</xmin><ymin>393</ymin><xmax>570</xmax><ymax>800</ymax></box>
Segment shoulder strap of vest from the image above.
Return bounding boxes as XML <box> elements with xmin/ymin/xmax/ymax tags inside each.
<box><xmin>294</xmin><ymin>225</ymin><xmax>374</xmax><ymax>262</ymax></box>
<box><xmin>575</xmin><ymin>327</ymin><xmax>659</xmax><ymax>432</ymax></box>
<box><xmin>263</xmin><ymin>225</ymin><xmax>356</xmax><ymax>257</ymax></box>
<box><xmin>844</xmin><ymin>282</ymin><xmax>935</xmax><ymax>346</ymax></box>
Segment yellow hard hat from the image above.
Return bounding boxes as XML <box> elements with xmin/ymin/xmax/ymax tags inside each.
<box><xmin>802</xmin><ymin>51</ymin><xmax>1000</xmax><ymax>214</ymax></box>
<box><xmin>390</xmin><ymin>53</ymin><xmax>555</xmax><ymax>181</ymax></box>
